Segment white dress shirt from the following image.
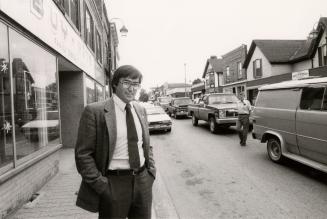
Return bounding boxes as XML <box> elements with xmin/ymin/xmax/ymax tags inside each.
<box><xmin>237</xmin><ymin>99</ymin><xmax>252</xmax><ymax>115</ymax></box>
<box><xmin>109</xmin><ymin>94</ymin><xmax>145</xmax><ymax>170</ymax></box>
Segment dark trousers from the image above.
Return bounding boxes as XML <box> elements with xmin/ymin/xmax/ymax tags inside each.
<box><xmin>99</xmin><ymin>169</ymin><xmax>154</xmax><ymax>219</ymax></box>
<box><xmin>237</xmin><ymin>114</ymin><xmax>250</xmax><ymax>145</ymax></box>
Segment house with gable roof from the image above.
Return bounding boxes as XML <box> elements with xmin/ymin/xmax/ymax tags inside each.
<box><xmin>221</xmin><ymin>44</ymin><xmax>247</xmax><ymax>97</ymax></box>
<box><xmin>243</xmin><ymin>17</ymin><xmax>327</xmax><ymax>104</ymax></box>
<box><xmin>309</xmin><ymin>17</ymin><xmax>327</xmax><ymax>76</ymax></box>
<box><xmin>202</xmin><ymin>55</ymin><xmax>224</xmax><ymax>94</ymax></box>
<box><xmin>243</xmin><ymin>38</ymin><xmax>317</xmax><ymax>104</ymax></box>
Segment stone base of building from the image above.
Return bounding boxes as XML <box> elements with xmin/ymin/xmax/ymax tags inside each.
<box><xmin>0</xmin><ymin>150</ymin><xmax>60</xmax><ymax>218</ymax></box>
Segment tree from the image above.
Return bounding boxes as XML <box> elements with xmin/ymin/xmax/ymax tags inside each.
<box><xmin>138</xmin><ymin>89</ymin><xmax>149</xmax><ymax>102</ymax></box>
<box><xmin>192</xmin><ymin>78</ymin><xmax>202</xmax><ymax>85</ymax></box>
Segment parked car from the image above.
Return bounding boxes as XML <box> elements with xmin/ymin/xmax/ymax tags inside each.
<box><xmin>21</xmin><ymin>110</ymin><xmax>60</xmax><ymax>142</ymax></box>
<box><xmin>144</xmin><ymin>105</ymin><xmax>172</xmax><ymax>133</ymax></box>
<box><xmin>188</xmin><ymin>93</ymin><xmax>239</xmax><ymax>133</ymax></box>
<box><xmin>167</xmin><ymin>97</ymin><xmax>192</xmax><ymax>119</ymax></box>
<box><xmin>156</xmin><ymin>96</ymin><xmax>172</xmax><ymax>113</ymax></box>
<box><xmin>252</xmin><ymin>77</ymin><xmax>327</xmax><ymax>173</ymax></box>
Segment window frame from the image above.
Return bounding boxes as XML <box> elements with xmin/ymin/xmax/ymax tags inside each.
<box><xmin>53</xmin><ymin>0</ymin><xmax>80</xmax><ymax>32</ymax></box>
<box><xmin>95</xmin><ymin>28</ymin><xmax>102</xmax><ymax>64</ymax></box>
<box><xmin>237</xmin><ymin>62</ymin><xmax>242</xmax><ymax>79</ymax></box>
<box><xmin>299</xmin><ymin>86</ymin><xmax>325</xmax><ymax>111</ymax></box>
<box><xmin>253</xmin><ymin>59</ymin><xmax>262</xmax><ymax>78</ymax></box>
<box><xmin>84</xmin><ymin>5</ymin><xmax>94</xmax><ymax>52</ymax></box>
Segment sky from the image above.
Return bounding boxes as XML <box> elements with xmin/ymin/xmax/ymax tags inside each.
<box><xmin>106</xmin><ymin>0</ymin><xmax>327</xmax><ymax>91</ymax></box>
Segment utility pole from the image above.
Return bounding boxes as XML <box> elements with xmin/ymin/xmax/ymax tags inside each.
<box><xmin>184</xmin><ymin>63</ymin><xmax>186</xmax><ymax>97</ymax></box>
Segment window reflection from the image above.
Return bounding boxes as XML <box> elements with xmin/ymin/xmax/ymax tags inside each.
<box><xmin>86</xmin><ymin>76</ymin><xmax>95</xmax><ymax>104</ymax></box>
<box><xmin>9</xmin><ymin>29</ymin><xmax>59</xmax><ymax>160</ymax></box>
<box><xmin>0</xmin><ymin>22</ymin><xmax>14</xmax><ymax>169</ymax></box>
<box><xmin>96</xmin><ymin>83</ymin><xmax>104</xmax><ymax>102</ymax></box>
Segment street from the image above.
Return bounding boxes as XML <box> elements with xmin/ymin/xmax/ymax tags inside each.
<box><xmin>151</xmin><ymin>118</ymin><xmax>327</xmax><ymax>218</ymax></box>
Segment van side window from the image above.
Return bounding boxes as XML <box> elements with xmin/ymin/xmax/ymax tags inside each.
<box><xmin>322</xmin><ymin>88</ymin><xmax>327</xmax><ymax>110</ymax></box>
<box><xmin>255</xmin><ymin>89</ymin><xmax>300</xmax><ymax>109</ymax></box>
<box><xmin>300</xmin><ymin>87</ymin><xmax>324</xmax><ymax>110</ymax></box>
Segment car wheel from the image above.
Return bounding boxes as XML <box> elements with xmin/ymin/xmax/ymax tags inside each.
<box><xmin>267</xmin><ymin>137</ymin><xmax>284</xmax><ymax>163</ymax></box>
<box><xmin>167</xmin><ymin>128</ymin><xmax>171</xmax><ymax>132</ymax></box>
<box><xmin>192</xmin><ymin>114</ymin><xmax>198</xmax><ymax>126</ymax></box>
<box><xmin>209</xmin><ymin>117</ymin><xmax>218</xmax><ymax>134</ymax></box>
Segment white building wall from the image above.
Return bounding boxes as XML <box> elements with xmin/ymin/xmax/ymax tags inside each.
<box><xmin>271</xmin><ymin>64</ymin><xmax>292</xmax><ymax>75</ymax></box>
<box><xmin>292</xmin><ymin>60</ymin><xmax>312</xmax><ymax>72</ymax></box>
<box><xmin>0</xmin><ymin>0</ymin><xmax>98</xmax><ymax>78</ymax></box>
<box><xmin>246</xmin><ymin>47</ymin><xmax>272</xmax><ymax>81</ymax></box>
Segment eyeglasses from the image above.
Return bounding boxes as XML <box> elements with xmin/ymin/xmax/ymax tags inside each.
<box><xmin>119</xmin><ymin>81</ymin><xmax>141</xmax><ymax>89</ymax></box>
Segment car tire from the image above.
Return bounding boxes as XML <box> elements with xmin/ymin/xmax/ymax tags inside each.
<box><xmin>209</xmin><ymin>117</ymin><xmax>218</xmax><ymax>134</ymax></box>
<box><xmin>267</xmin><ymin>137</ymin><xmax>284</xmax><ymax>163</ymax></box>
<box><xmin>192</xmin><ymin>114</ymin><xmax>198</xmax><ymax>126</ymax></box>
<box><xmin>167</xmin><ymin>128</ymin><xmax>171</xmax><ymax>132</ymax></box>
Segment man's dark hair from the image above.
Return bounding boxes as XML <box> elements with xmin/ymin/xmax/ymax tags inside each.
<box><xmin>112</xmin><ymin>65</ymin><xmax>143</xmax><ymax>93</ymax></box>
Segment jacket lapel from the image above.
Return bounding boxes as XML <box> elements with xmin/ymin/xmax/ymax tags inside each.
<box><xmin>133</xmin><ymin>103</ymin><xmax>149</xmax><ymax>148</ymax></box>
<box><xmin>104</xmin><ymin>98</ymin><xmax>117</xmax><ymax>162</ymax></box>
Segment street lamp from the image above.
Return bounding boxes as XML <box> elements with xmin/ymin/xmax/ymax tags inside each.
<box><xmin>110</xmin><ymin>17</ymin><xmax>128</xmax><ymax>37</ymax></box>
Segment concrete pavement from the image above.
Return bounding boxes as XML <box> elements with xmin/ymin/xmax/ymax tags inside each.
<box><xmin>9</xmin><ymin>148</ymin><xmax>179</xmax><ymax>219</ymax></box>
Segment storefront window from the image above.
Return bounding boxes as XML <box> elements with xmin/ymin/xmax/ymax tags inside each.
<box><xmin>0</xmin><ymin>23</ymin><xmax>14</xmax><ymax>170</ymax></box>
<box><xmin>95</xmin><ymin>83</ymin><xmax>104</xmax><ymax>102</ymax></box>
<box><xmin>86</xmin><ymin>76</ymin><xmax>95</xmax><ymax>104</ymax></box>
<box><xmin>9</xmin><ymin>29</ymin><xmax>59</xmax><ymax>160</ymax></box>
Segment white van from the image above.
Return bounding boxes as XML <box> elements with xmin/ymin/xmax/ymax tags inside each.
<box><xmin>252</xmin><ymin>77</ymin><xmax>327</xmax><ymax>173</ymax></box>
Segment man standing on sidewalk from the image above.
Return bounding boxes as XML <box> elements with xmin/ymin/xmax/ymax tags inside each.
<box><xmin>236</xmin><ymin>92</ymin><xmax>252</xmax><ymax>146</ymax></box>
<box><xmin>75</xmin><ymin>65</ymin><xmax>156</xmax><ymax>219</ymax></box>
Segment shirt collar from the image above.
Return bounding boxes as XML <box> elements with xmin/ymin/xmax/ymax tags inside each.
<box><xmin>113</xmin><ymin>94</ymin><xmax>134</xmax><ymax>111</ymax></box>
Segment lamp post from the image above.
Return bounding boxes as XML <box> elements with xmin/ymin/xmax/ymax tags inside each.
<box><xmin>184</xmin><ymin>63</ymin><xmax>187</xmax><ymax>97</ymax></box>
<box><xmin>110</xmin><ymin>18</ymin><xmax>128</xmax><ymax>37</ymax></box>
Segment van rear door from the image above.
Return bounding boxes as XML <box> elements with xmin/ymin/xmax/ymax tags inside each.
<box><xmin>296</xmin><ymin>86</ymin><xmax>327</xmax><ymax>165</ymax></box>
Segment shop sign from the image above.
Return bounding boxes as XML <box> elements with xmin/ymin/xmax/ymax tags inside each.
<box><xmin>0</xmin><ymin>0</ymin><xmax>96</xmax><ymax>78</ymax></box>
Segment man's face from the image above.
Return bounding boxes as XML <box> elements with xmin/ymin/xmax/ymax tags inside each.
<box><xmin>114</xmin><ymin>77</ymin><xmax>140</xmax><ymax>103</ymax></box>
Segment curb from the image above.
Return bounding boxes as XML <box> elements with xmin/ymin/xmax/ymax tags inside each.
<box><xmin>153</xmin><ymin>169</ymin><xmax>179</xmax><ymax>219</ymax></box>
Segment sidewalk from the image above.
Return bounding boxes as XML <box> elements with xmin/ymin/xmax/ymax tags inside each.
<box><xmin>9</xmin><ymin>148</ymin><xmax>179</xmax><ymax>219</ymax></box>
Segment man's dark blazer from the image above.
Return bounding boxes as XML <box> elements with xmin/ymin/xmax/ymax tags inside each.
<box><xmin>75</xmin><ymin>97</ymin><xmax>156</xmax><ymax>212</ymax></box>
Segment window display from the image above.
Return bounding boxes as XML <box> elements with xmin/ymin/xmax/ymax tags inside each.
<box><xmin>0</xmin><ymin>22</ymin><xmax>14</xmax><ymax>170</ymax></box>
<box><xmin>86</xmin><ymin>76</ymin><xmax>95</xmax><ymax>104</ymax></box>
<box><xmin>9</xmin><ymin>28</ymin><xmax>59</xmax><ymax>160</ymax></box>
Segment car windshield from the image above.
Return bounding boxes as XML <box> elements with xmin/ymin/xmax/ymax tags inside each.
<box><xmin>174</xmin><ymin>98</ymin><xmax>192</xmax><ymax>105</ymax></box>
<box><xmin>35</xmin><ymin>110</ymin><xmax>59</xmax><ymax>120</ymax></box>
<box><xmin>158</xmin><ymin>97</ymin><xmax>171</xmax><ymax>104</ymax></box>
<box><xmin>208</xmin><ymin>94</ymin><xmax>238</xmax><ymax>104</ymax></box>
<box><xmin>146</xmin><ymin>107</ymin><xmax>165</xmax><ymax>115</ymax></box>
